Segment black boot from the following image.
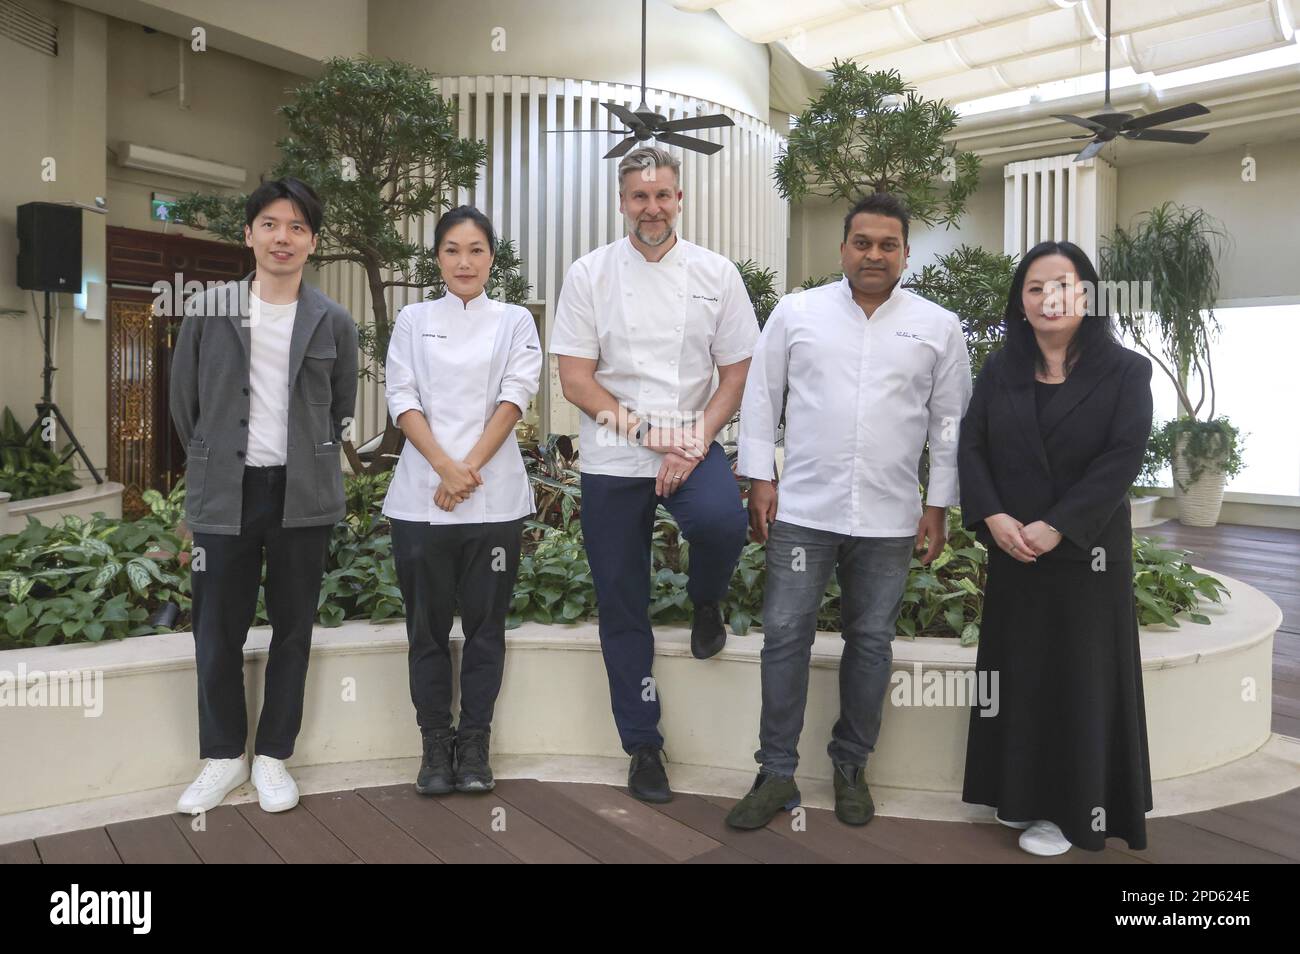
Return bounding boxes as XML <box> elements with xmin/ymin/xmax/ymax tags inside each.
<box><xmin>690</xmin><ymin>601</ymin><xmax>727</xmax><ymax>659</ymax></box>
<box><xmin>627</xmin><ymin>745</ymin><xmax>673</xmax><ymax>803</ymax></box>
<box><xmin>454</xmin><ymin>728</ymin><xmax>495</xmax><ymax>793</ymax></box>
<box><xmin>415</xmin><ymin>727</ymin><xmax>456</xmax><ymax>796</ymax></box>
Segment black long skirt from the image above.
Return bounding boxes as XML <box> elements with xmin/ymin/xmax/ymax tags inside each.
<box><xmin>961</xmin><ymin>546</ymin><xmax>1153</xmax><ymax>851</ymax></box>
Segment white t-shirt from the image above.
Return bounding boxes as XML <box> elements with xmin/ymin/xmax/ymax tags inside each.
<box><xmin>244</xmin><ymin>292</ymin><xmax>297</xmax><ymax>467</ymax></box>
<box><xmin>548</xmin><ymin>235</ymin><xmax>759</xmax><ymax>478</ymax></box>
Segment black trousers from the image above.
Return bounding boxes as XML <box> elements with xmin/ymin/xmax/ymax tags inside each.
<box><xmin>190</xmin><ymin>466</ymin><xmax>332</xmax><ymax>760</ymax></box>
<box><xmin>390</xmin><ymin>517</ymin><xmax>523</xmax><ymax>733</ymax></box>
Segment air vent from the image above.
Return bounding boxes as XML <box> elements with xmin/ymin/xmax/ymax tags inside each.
<box><xmin>0</xmin><ymin>0</ymin><xmax>57</xmax><ymax>56</ymax></box>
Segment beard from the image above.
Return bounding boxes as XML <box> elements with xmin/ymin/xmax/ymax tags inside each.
<box><xmin>631</xmin><ymin>217</ymin><xmax>675</xmax><ymax>247</ymax></box>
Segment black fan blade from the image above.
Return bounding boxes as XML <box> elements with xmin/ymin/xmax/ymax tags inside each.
<box><xmin>1073</xmin><ymin>139</ymin><xmax>1106</xmax><ymax>162</ymax></box>
<box><xmin>1124</xmin><ymin>102</ymin><xmax>1209</xmax><ymax>131</ymax></box>
<box><xmin>1052</xmin><ymin>113</ymin><xmax>1106</xmax><ymax>133</ymax></box>
<box><xmin>658</xmin><ymin>113</ymin><xmax>734</xmax><ymax>133</ymax></box>
<box><xmin>1124</xmin><ymin>128</ymin><xmax>1209</xmax><ymax>144</ymax></box>
<box><xmin>602</xmin><ymin>101</ymin><xmax>645</xmax><ymax>130</ymax></box>
<box><xmin>654</xmin><ymin>131</ymin><xmax>724</xmax><ymax>155</ymax></box>
<box><xmin>603</xmin><ymin>136</ymin><xmax>640</xmax><ymax>159</ymax></box>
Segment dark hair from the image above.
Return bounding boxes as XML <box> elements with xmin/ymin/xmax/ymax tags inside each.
<box><xmin>244</xmin><ymin>177</ymin><xmax>323</xmax><ymax>235</ymax></box>
<box><xmin>843</xmin><ymin>192</ymin><xmax>910</xmax><ymax>245</ymax></box>
<box><xmin>434</xmin><ymin>205</ymin><xmax>497</xmax><ymax>256</ymax></box>
<box><xmin>1004</xmin><ymin>240</ymin><xmax>1117</xmax><ymax>375</ymax></box>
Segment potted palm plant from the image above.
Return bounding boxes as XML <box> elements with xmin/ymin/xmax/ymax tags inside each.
<box><xmin>1102</xmin><ymin>203</ymin><xmax>1243</xmax><ymax>527</ymax></box>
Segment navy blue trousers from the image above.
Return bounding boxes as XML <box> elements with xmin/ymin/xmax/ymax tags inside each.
<box><xmin>579</xmin><ymin>441</ymin><xmax>748</xmax><ymax>753</ymax></box>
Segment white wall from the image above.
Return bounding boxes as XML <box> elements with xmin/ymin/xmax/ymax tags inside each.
<box><xmin>104</xmin><ymin>15</ymin><xmax>298</xmax><ymax>235</ymax></box>
<box><xmin>786</xmin><ymin>168</ymin><xmax>1006</xmax><ymax>290</ymax></box>
<box><xmin>1115</xmin><ymin>141</ymin><xmax>1300</xmax><ymax>302</ymax></box>
<box><xmin>368</xmin><ymin>0</ymin><xmax>770</xmax><ymax>121</ymax></box>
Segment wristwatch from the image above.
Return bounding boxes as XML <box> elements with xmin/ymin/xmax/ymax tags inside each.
<box><xmin>630</xmin><ymin>419</ymin><xmax>652</xmax><ymax>446</ymax></box>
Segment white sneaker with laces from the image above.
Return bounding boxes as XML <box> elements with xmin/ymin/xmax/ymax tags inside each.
<box><xmin>251</xmin><ymin>755</ymin><xmax>299</xmax><ymax>812</ymax></box>
<box><xmin>1019</xmin><ymin>820</ymin><xmax>1072</xmax><ymax>856</ymax></box>
<box><xmin>176</xmin><ymin>755</ymin><xmax>249</xmax><ymax>814</ymax></box>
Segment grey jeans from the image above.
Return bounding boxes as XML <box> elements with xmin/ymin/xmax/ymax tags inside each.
<box><xmin>756</xmin><ymin>519</ymin><xmax>915</xmax><ymax>777</ymax></box>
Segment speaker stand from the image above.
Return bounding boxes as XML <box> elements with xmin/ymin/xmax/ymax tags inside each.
<box><xmin>23</xmin><ymin>290</ymin><xmax>103</xmax><ymax>485</ymax></box>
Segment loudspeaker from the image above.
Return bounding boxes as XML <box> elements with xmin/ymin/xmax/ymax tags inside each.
<box><xmin>17</xmin><ymin>202</ymin><xmax>82</xmax><ymax>293</ymax></box>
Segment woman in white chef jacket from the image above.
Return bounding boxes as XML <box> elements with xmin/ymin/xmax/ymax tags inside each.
<box><xmin>383</xmin><ymin>206</ymin><xmax>542</xmax><ymax>796</ymax></box>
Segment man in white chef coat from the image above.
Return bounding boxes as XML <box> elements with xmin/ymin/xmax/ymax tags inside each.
<box><xmin>727</xmin><ymin>192</ymin><xmax>972</xmax><ymax>830</ymax></box>
<box><xmin>551</xmin><ymin>146</ymin><xmax>758</xmax><ymax>804</ymax></box>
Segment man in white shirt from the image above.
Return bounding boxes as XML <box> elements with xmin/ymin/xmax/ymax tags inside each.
<box><xmin>170</xmin><ymin>178</ymin><xmax>359</xmax><ymax>817</ymax></box>
<box><xmin>551</xmin><ymin>146</ymin><xmax>759</xmax><ymax>803</ymax></box>
<box><xmin>727</xmin><ymin>193</ymin><xmax>972</xmax><ymax>830</ymax></box>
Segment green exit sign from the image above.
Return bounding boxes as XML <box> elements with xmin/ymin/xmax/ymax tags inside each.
<box><xmin>151</xmin><ymin>193</ymin><xmax>178</xmax><ymax>223</ymax></box>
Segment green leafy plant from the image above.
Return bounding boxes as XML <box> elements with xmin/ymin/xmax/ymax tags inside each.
<box><xmin>734</xmin><ymin>259</ymin><xmax>780</xmax><ymax>329</ymax></box>
<box><xmin>0</xmin><ymin>512</ymin><xmax>190</xmax><ymax>649</ymax></box>
<box><xmin>1155</xmin><ymin>418</ymin><xmax>1246</xmax><ymax>493</ymax></box>
<box><xmin>905</xmin><ymin>245</ymin><xmax>1017</xmax><ymax>376</ymax></box>
<box><xmin>0</xmin><ymin>407</ymin><xmax>80</xmax><ymax>502</ymax></box>
<box><xmin>1132</xmin><ymin>534</ymin><xmax>1229</xmax><ymax>626</ymax></box>
<box><xmin>774</xmin><ymin>61</ymin><xmax>981</xmax><ymax>228</ymax></box>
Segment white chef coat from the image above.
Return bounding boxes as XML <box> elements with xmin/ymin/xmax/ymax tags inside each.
<box><xmin>382</xmin><ymin>290</ymin><xmax>542</xmax><ymax>525</ymax></box>
<box><xmin>244</xmin><ymin>293</ymin><xmax>297</xmax><ymax>467</ymax></box>
<box><xmin>549</xmin><ymin>235</ymin><xmax>759</xmax><ymax>478</ymax></box>
<box><xmin>737</xmin><ymin>276</ymin><xmax>972</xmax><ymax>537</ymax></box>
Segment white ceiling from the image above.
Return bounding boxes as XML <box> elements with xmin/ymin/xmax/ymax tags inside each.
<box><xmin>673</xmin><ymin>0</ymin><xmax>1300</xmax><ymax>105</ymax></box>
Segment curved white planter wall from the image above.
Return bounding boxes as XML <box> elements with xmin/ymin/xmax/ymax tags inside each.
<box><xmin>0</xmin><ymin>572</ymin><xmax>1280</xmax><ymax>817</ymax></box>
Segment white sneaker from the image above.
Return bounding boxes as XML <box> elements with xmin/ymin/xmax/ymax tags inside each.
<box><xmin>251</xmin><ymin>755</ymin><xmax>299</xmax><ymax>812</ymax></box>
<box><xmin>1019</xmin><ymin>820</ymin><xmax>1072</xmax><ymax>856</ymax></box>
<box><xmin>176</xmin><ymin>755</ymin><xmax>249</xmax><ymax>814</ymax></box>
<box><xmin>996</xmin><ymin>812</ymin><xmax>1032</xmax><ymax>830</ymax></box>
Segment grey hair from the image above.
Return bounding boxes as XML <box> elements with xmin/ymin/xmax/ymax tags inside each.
<box><xmin>617</xmin><ymin>146</ymin><xmax>681</xmax><ymax>191</ymax></box>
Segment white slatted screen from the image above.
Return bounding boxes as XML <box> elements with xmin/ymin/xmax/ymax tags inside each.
<box><xmin>1003</xmin><ymin>154</ymin><xmax>1117</xmax><ymax>265</ymax></box>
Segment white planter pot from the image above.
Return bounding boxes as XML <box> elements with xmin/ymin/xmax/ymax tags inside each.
<box><xmin>1129</xmin><ymin>494</ymin><xmax>1162</xmax><ymax>528</ymax></box>
<box><xmin>1173</xmin><ymin>437</ymin><xmax>1228</xmax><ymax>527</ymax></box>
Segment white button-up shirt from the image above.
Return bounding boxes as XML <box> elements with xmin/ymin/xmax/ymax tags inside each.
<box><xmin>549</xmin><ymin>235</ymin><xmax>759</xmax><ymax>478</ymax></box>
<box><xmin>382</xmin><ymin>291</ymin><xmax>542</xmax><ymax>525</ymax></box>
<box><xmin>737</xmin><ymin>277</ymin><xmax>972</xmax><ymax>536</ymax></box>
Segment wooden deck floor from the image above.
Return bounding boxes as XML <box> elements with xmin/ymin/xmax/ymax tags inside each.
<box><xmin>3</xmin><ymin>520</ymin><xmax>1297</xmax><ymax>865</ymax></box>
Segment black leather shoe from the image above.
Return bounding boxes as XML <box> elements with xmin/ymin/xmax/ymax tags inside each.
<box><xmin>627</xmin><ymin>746</ymin><xmax>673</xmax><ymax>803</ymax></box>
<box><xmin>690</xmin><ymin>601</ymin><xmax>727</xmax><ymax>659</ymax></box>
<box><xmin>415</xmin><ymin>728</ymin><xmax>456</xmax><ymax>795</ymax></box>
<box><xmin>832</xmin><ymin>761</ymin><xmax>875</xmax><ymax>826</ymax></box>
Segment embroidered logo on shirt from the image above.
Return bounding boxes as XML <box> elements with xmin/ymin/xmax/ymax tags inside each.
<box><xmin>895</xmin><ymin>331</ymin><xmax>925</xmax><ymax>341</ymax></box>
<box><xmin>525</xmin><ymin>344</ymin><xmax>539</xmax><ymax>350</ymax></box>
<box><xmin>691</xmin><ymin>294</ymin><xmax>718</xmax><ymax>302</ymax></box>
<box><xmin>422</xmin><ymin>333</ymin><xmax>447</xmax><ymax>339</ymax></box>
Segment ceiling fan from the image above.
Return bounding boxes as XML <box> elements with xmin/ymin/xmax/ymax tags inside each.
<box><xmin>551</xmin><ymin>0</ymin><xmax>733</xmax><ymax>159</ymax></box>
<box><xmin>1052</xmin><ymin>0</ymin><xmax>1210</xmax><ymax>162</ymax></box>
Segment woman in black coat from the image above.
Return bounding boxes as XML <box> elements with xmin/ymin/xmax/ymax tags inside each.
<box><xmin>958</xmin><ymin>240</ymin><xmax>1154</xmax><ymax>856</ymax></box>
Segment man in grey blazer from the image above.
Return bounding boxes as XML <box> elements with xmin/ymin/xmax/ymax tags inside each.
<box><xmin>169</xmin><ymin>177</ymin><xmax>358</xmax><ymax>815</ymax></box>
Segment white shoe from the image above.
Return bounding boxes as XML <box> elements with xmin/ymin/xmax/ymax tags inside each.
<box><xmin>251</xmin><ymin>755</ymin><xmax>299</xmax><ymax>812</ymax></box>
<box><xmin>1019</xmin><ymin>820</ymin><xmax>1072</xmax><ymax>856</ymax></box>
<box><xmin>176</xmin><ymin>755</ymin><xmax>249</xmax><ymax>814</ymax></box>
<box><xmin>996</xmin><ymin>812</ymin><xmax>1032</xmax><ymax>830</ymax></box>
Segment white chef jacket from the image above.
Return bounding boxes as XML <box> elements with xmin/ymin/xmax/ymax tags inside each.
<box><xmin>737</xmin><ymin>276</ymin><xmax>972</xmax><ymax>537</ymax></box>
<box><xmin>549</xmin><ymin>235</ymin><xmax>759</xmax><ymax>478</ymax></box>
<box><xmin>382</xmin><ymin>290</ymin><xmax>542</xmax><ymax>524</ymax></box>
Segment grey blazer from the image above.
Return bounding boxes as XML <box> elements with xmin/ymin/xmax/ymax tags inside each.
<box><xmin>169</xmin><ymin>275</ymin><xmax>359</xmax><ymax>535</ymax></box>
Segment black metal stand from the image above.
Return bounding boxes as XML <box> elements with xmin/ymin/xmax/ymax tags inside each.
<box><xmin>23</xmin><ymin>290</ymin><xmax>103</xmax><ymax>484</ymax></box>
